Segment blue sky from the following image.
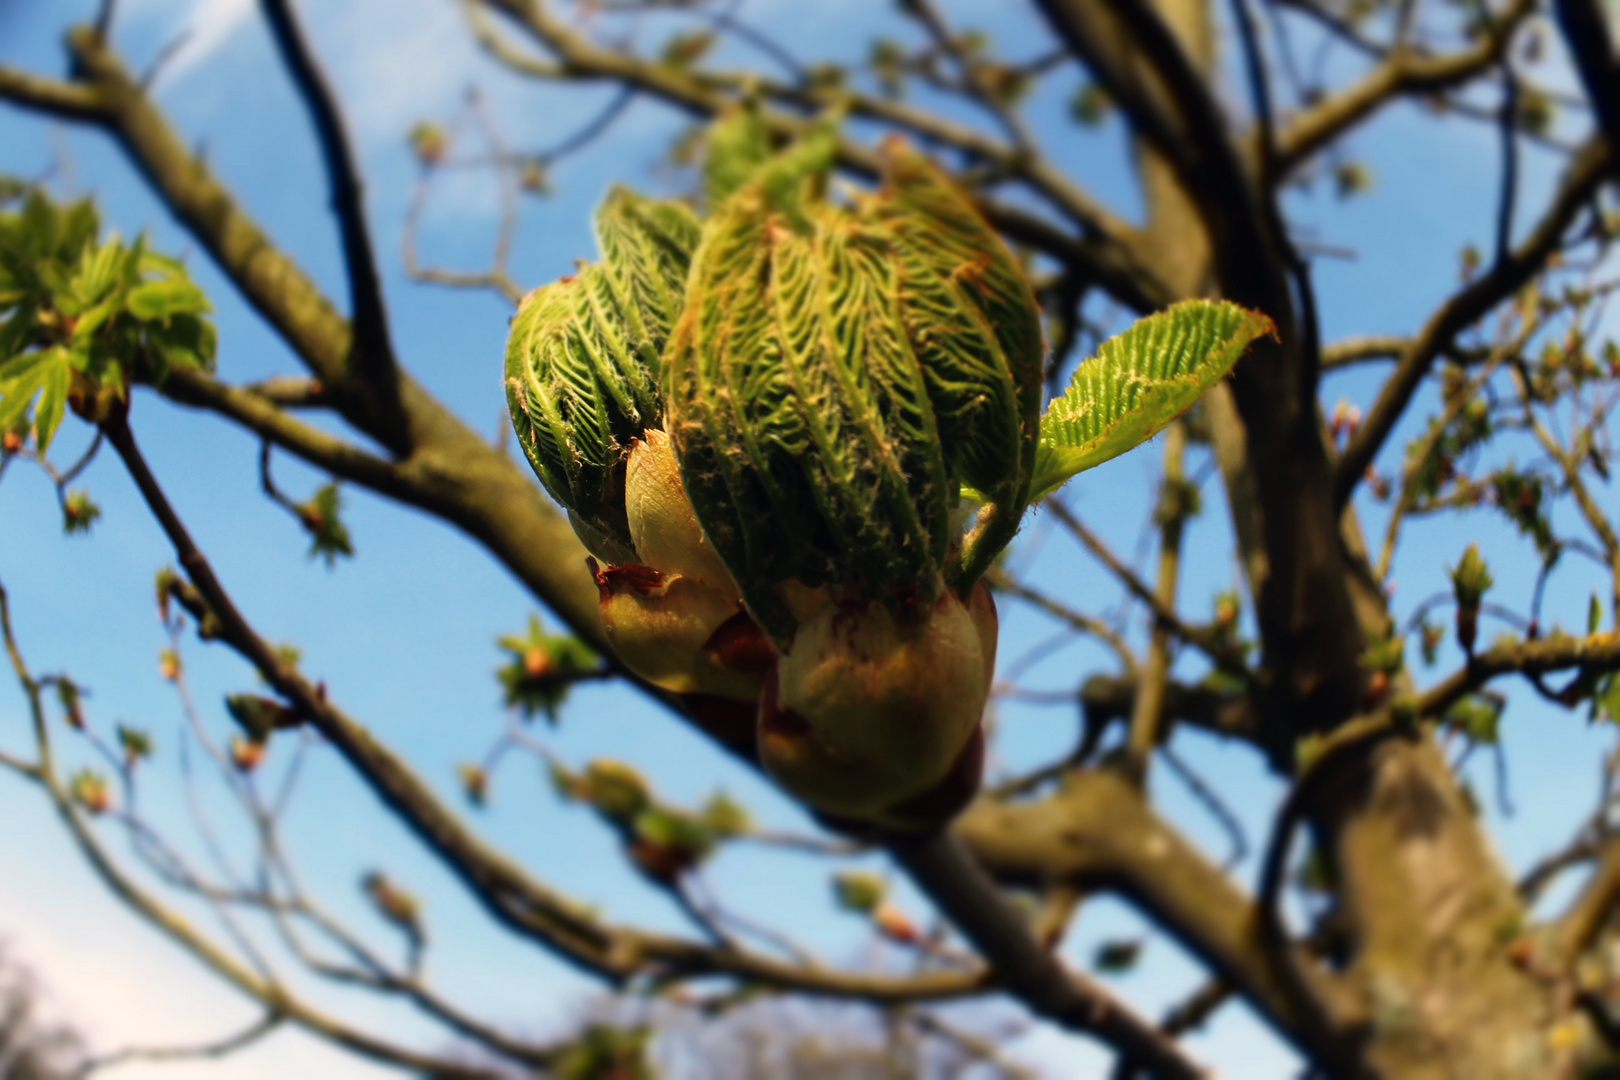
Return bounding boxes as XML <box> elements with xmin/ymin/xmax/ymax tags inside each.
<box><xmin>0</xmin><ymin>1</ymin><xmax>1613</xmax><ymax>1077</ymax></box>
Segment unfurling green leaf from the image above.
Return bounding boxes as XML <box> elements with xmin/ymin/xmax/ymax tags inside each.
<box><xmin>0</xmin><ymin>190</ymin><xmax>215</xmax><ymax>451</ymax></box>
<box><xmin>225</xmin><ymin>694</ymin><xmax>301</xmax><ymax>741</ymax></box>
<box><xmin>1593</xmin><ymin>675</ymin><xmax>1620</xmax><ymax>725</ymax></box>
<box><xmin>61</xmin><ymin>489</ymin><xmax>100</xmax><ymax>534</ymax></box>
<box><xmin>1449</xmin><ymin>543</ymin><xmax>1494</xmax><ymax>606</ymax></box>
<box><xmin>57</xmin><ymin>679</ymin><xmax>85</xmax><ymax>729</ymax></box>
<box><xmin>296</xmin><ymin>482</ymin><xmax>354</xmax><ymax>566</ymax></box>
<box><xmin>698</xmin><ymin>790</ymin><xmax>751</xmax><ymax>837</ymax></box>
<box><xmin>577</xmin><ymin>759</ymin><xmax>652</xmax><ymax>824</ymax></box>
<box><xmin>633</xmin><ymin>806</ymin><xmax>717</xmax><ymax>865</ymax></box>
<box><xmin>116</xmin><ymin>725</ymin><xmax>153</xmax><ymax>765</ymax></box>
<box><xmin>1030</xmin><ymin>300</ymin><xmax>1274</xmax><ymax>502</ymax></box>
<box><xmin>660</xmin><ymin>29</ymin><xmax>716</xmax><ymax>69</ymax></box>
<box><xmin>505</xmin><ymin>188</ymin><xmax>701</xmax><ymax>549</ymax></box>
<box><xmin>0</xmin><ymin>348</ymin><xmax>71</xmax><ymax>453</ymax></box>
<box><xmin>496</xmin><ymin>613</ymin><xmax>600</xmax><ymax>723</ymax></box>
<box><xmin>667</xmin><ymin>137</ymin><xmax>1041</xmax><ymax>642</ymax></box>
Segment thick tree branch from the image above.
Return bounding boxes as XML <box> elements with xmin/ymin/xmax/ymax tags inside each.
<box><xmin>955</xmin><ymin>768</ymin><xmax>1350</xmax><ymax>1059</ymax></box>
<box><xmin>0</xmin><ymin>65</ymin><xmax>107</xmax><ymax>120</ymax></box>
<box><xmin>1038</xmin><ymin>0</ymin><xmax>1287</xmax><ymax>311</ymax></box>
<box><xmin>61</xmin><ymin>29</ymin><xmax>347</xmax><ymax>390</ymax></box>
<box><xmin>1555</xmin><ymin>838</ymin><xmax>1620</xmax><ymax>967</ymax></box>
<box><xmin>160</xmin><ymin>370</ymin><xmax>407</xmax><ymax>501</ymax></box>
<box><xmin>1419</xmin><ymin>629</ymin><xmax>1620</xmax><ymax>718</ymax></box>
<box><xmin>1553</xmin><ymin>0</ymin><xmax>1620</xmax><ymax>147</ymax></box>
<box><xmin>891</xmin><ymin>830</ymin><xmax>1209</xmax><ymax>1079</ymax></box>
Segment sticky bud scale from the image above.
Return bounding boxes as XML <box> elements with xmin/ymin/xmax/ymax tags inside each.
<box><xmin>758</xmin><ymin>582</ymin><xmax>996</xmax><ymax>819</ymax></box>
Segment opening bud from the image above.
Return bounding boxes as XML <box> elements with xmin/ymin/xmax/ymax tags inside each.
<box><xmin>758</xmin><ymin>581</ymin><xmax>997</xmax><ymax>819</ymax></box>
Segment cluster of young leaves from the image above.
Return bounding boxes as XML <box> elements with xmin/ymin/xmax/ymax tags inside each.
<box><xmin>496</xmin><ymin>614</ymin><xmax>601</xmax><ymax>723</ymax></box>
<box><xmin>294</xmin><ymin>483</ymin><xmax>355</xmax><ymax>567</ymax></box>
<box><xmin>61</xmin><ymin>489</ymin><xmax>100</xmax><ymax>535</ymax></box>
<box><xmin>0</xmin><ymin>189</ymin><xmax>215</xmax><ymax>454</ymax></box>
<box><xmin>866</xmin><ymin>25</ymin><xmax>1031</xmax><ymax>105</ymax></box>
<box><xmin>1486</xmin><ymin>467</ymin><xmax>1556</xmax><ymax>556</ymax></box>
<box><xmin>550</xmin><ymin>759</ymin><xmax>751</xmax><ymax>883</ymax></box>
<box><xmin>1399</xmin><ymin>364</ymin><xmax>1496</xmax><ymax>507</ymax></box>
<box><xmin>1444</xmin><ymin>695</ymin><xmax>1504</xmax><ymax>746</ymax></box>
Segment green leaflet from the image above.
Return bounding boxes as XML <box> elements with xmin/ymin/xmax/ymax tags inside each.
<box><xmin>1030</xmin><ymin>299</ymin><xmax>1273</xmax><ymax>502</ymax></box>
<box><xmin>0</xmin><ymin>348</ymin><xmax>70</xmax><ymax>453</ymax></box>
<box><xmin>667</xmin><ymin>137</ymin><xmax>1042</xmax><ymax>644</ymax></box>
<box><xmin>505</xmin><ymin>189</ymin><xmax>700</xmax><ymax>547</ymax></box>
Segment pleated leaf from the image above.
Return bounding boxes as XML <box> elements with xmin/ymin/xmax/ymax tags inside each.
<box><xmin>1030</xmin><ymin>299</ymin><xmax>1273</xmax><ymax>502</ymax></box>
<box><xmin>873</xmin><ymin>140</ymin><xmax>1043</xmax><ymax>579</ymax></box>
<box><xmin>505</xmin><ymin>189</ymin><xmax>700</xmax><ymax>545</ymax></box>
<box><xmin>668</xmin><ymin>137</ymin><xmax>1041</xmax><ymax>643</ymax></box>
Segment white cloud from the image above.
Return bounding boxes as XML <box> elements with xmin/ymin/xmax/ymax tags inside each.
<box><xmin>121</xmin><ymin>0</ymin><xmax>256</xmax><ymax>88</ymax></box>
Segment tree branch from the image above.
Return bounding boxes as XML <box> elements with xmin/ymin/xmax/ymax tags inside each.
<box><xmin>0</xmin><ymin>65</ymin><xmax>107</xmax><ymax>120</ymax></box>
<box><xmin>1553</xmin><ymin>0</ymin><xmax>1620</xmax><ymax>148</ymax></box>
<box><xmin>1046</xmin><ymin>500</ymin><xmax>1255</xmax><ymax>683</ymax></box>
<box><xmin>955</xmin><ymin>768</ymin><xmax>1349</xmax><ymax>1059</ymax></box>
<box><xmin>99</xmin><ymin>403</ymin><xmax>1000</xmax><ymax>1008</ymax></box>
<box><xmin>1555</xmin><ymin>837</ymin><xmax>1620</xmax><ymax>968</ymax></box>
<box><xmin>10</xmin><ymin>30</ymin><xmax>609</xmax><ymax>649</ymax></box>
<box><xmin>1038</xmin><ymin>0</ymin><xmax>1287</xmax><ymax>313</ymax></box>
<box><xmin>1334</xmin><ymin>135</ymin><xmax>1612</xmax><ymax>508</ymax></box>
<box><xmin>1418</xmin><ymin>628</ymin><xmax>1620</xmax><ymax>718</ymax></box>
<box><xmin>1275</xmin><ymin>0</ymin><xmax>1534</xmax><ymax>175</ymax></box>
<box><xmin>1321</xmin><ymin>334</ymin><xmax>1409</xmax><ymax>369</ymax></box>
<box><xmin>80</xmin><ymin>1012</ymin><xmax>286</xmax><ymax>1075</ymax></box>
<box><xmin>259</xmin><ymin>0</ymin><xmax>399</xmax><ymax>426</ymax></box>
<box><xmin>467</xmin><ymin>0</ymin><xmax>1173</xmax><ymax>313</ymax></box>
<box><xmin>890</xmin><ymin>830</ymin><xmax>1209</xmax><ymax>1079</ymax></box>
<box><xmin>0</xmin><ymin>585</ymin><xmax>518</xmax><ymax>1080</ymax></box>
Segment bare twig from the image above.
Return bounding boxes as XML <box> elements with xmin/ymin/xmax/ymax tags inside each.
<box><xmin>259</xmin><ymin>0</ymin><xmax>399</xmax><ymax>404</ymax></box>
<box><xmin>1125</xmin><ymin>422</ymin><xmax>1189</xmax><ymax>779</ymax></box>
<box><xmin>1335</xmin><ymin>136</ymin><xmax>1612</xmax><ymax>508</ymax></box>
<box><xmin>78</xmin><ymin>1011</ymin><xmax>285</xmax><ymax>1076</ymax></box>
<box><xmin>1046</xmin><ymin>500</ymin><xmax>1254</xmax><ymax>683</ymax></box>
